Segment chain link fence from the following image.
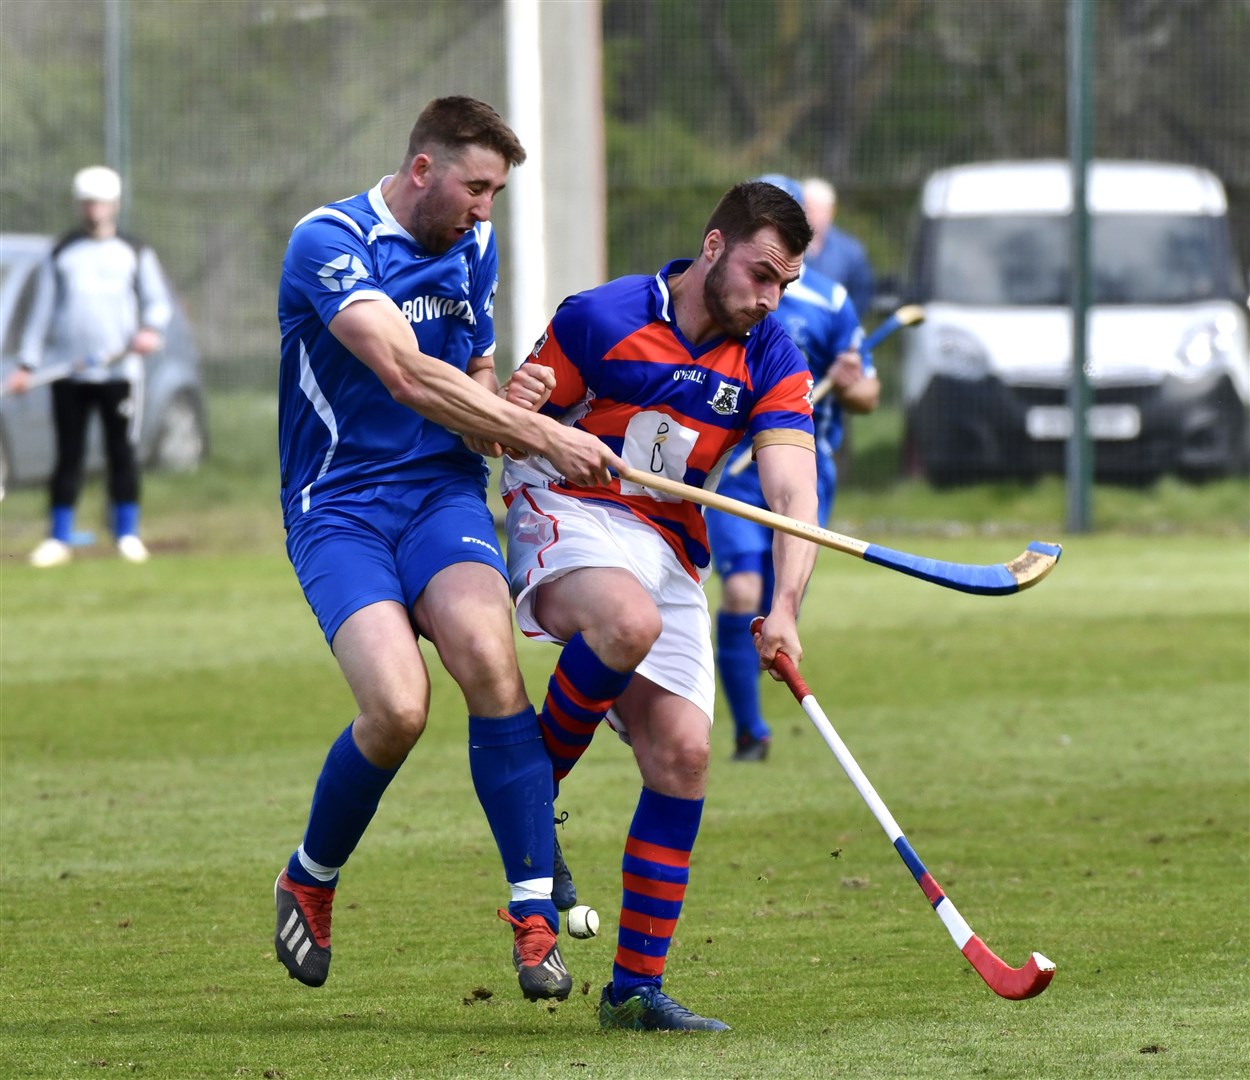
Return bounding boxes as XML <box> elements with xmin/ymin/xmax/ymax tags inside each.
<box><xmin>2</xmin><ymin>0</ymin><xmax>1247</xmax><ymax>487</ymax></box>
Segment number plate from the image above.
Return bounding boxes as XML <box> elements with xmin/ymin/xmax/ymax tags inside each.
<box><xmin>1026</xmin><ymin>404</ymin><xmax>1141</xmax><ymax>442</ymax></box>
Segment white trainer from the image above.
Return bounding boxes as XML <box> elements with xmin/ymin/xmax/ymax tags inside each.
<box><xmin>29</xmin><ymin>538</ymin><xmax>72</xmax><ymax>568</ymax></box>
<box><xmin>116</xmin><ymin>534</ymin><xmax>150</xmax><ymax>563</ymax></box>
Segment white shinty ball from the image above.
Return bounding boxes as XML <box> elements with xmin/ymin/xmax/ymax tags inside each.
<box><xmin>566</xmin><ymin>904</ymin><xmax>599</xmax><ymax>939</ymax></box>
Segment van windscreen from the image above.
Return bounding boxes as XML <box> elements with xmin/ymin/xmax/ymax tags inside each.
<box><xmin>928</xmin><ymin>214</ymin><xmax>1225</xmax><ymax>306</ymax></box>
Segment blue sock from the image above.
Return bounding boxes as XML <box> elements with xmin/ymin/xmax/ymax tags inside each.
<box><xmin>611</xmin><ymin>788</ymin><xmax>704</xmax><ymax>1001</ymax></box>
<box><xmin>113</xmin><ymin>502</ymin><xmax>140</xmax><ymax>539</ymax></box>
<box><xmin>50</xmin><ymin>505</ymin><xmax>75</xmax><ymax>543</ymax></box>
<box><xmin>287</xmin><ymin>723</ymin><xmax>398</xmax><ymax>889</ymax></box>
<box><xmin>469</xmin><ymin>707</ymin><xmax>558</xmax><ymax>932</ymax></box>
<box><xmin>716</xmin><ymin>611</ymin><xmax>770</xmax><ymax>741</ymax></box>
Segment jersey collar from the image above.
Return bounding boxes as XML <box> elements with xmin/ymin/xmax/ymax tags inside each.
<box><xmin>653</xmin><ymin>256</ymin><xmax>761</xmax><ymax>341</ymax></box>
<box><xmin>366</xmin><ymin>176</ymin><xmax>420</xmax><ymax>246</ymax></box>
<box><xmin>653</xmin><ymin>259</ymin><xmax>692</xmax><ymax>324</ymax></box>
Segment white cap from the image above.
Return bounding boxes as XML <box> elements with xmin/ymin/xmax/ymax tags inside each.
<box><xmin>72</xmin><ymin>166</ymin><xmax>122</xmax><ymax>202</ymax></box>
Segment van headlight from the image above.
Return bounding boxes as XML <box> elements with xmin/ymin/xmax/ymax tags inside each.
<box><xmin>1173</xmin><ymin>317</ymin><xmax>1236</xmax><ymax>381</ymax></box>
<box><xmin>930</xmin><ymin>327</ymin><xmax>992</xmax><ymax>380</ymax></box>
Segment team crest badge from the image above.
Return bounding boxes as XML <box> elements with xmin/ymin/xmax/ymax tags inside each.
<box><xmin>804</xmin><ymin>377</ymin><xmax>815</xmax><ymax>407</ymax></box>
<box><xmin>707</xmin><ymin>381</ymin><xmax>741</xmax><ymax>416</ymax></box>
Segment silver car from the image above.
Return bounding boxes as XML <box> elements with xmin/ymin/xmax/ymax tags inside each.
<box><xmin>0</xmin><ymin>233</ymin><xmax>208</xmax><ymax>494</ymax></box>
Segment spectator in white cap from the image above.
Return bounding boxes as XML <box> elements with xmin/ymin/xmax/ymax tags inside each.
<box><xmin>72</xmin><ymin>165</ymin><xmax>123</xmax><ymax>202</ymax></box>
<box><xmin>6</xmin><ymin>165</ymin><xmax>172</xmax><ymax>566</ymax></box>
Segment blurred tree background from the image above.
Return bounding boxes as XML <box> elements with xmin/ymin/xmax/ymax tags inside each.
<box><xmin>603</xmin><ymin>0</ymin><xmax>1249</xmax><ymax>279</ymax></box>
<box><xmin>1</xmin><ymin>0</ymin><xmax>1246</xmax><ymax>468</ymax></box>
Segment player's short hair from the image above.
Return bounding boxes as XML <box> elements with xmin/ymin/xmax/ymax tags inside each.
<box><xmin>404</xmin><ymin>96</ymin><xmax>527</xmax><ymax>168</ymax></box>
<box><xmin>704</xmin><ymin>181</ymin><xmax>813</xmax><ymax>256</ymax></box>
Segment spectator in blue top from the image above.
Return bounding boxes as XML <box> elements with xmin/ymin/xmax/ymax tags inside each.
<box><xmin>802</xmin><ymin>176</ymin><xmax>875</xmax><ymax>320</ymax></box>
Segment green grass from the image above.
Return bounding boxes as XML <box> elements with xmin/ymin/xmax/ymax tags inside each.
<box><xmin>1</xmin><ymin>392</ymin><xmax>1248</xmax><ymax>1077</ymax></box>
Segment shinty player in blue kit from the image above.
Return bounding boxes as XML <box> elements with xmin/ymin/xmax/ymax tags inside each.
<box><xmin>272</xmin><ymin>96</ymin><xmax>620</xmax><ymax>1003</ymax></box>
<box><xmin>706</xmin><ymin>175</ymin><xmax>879</xmax><ymax>762</ymax></box>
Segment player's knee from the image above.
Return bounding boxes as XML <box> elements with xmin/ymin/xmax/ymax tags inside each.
<box><xmin>670</xmin><ymin>728</ymin><xmax>711</xmax><ymax>773</ymax></box>
<box><xmin>443</xmin><ymin>628</ymin><xmax>521</xmax><ymax>692</ymax></box>
<box><xmin>642</xmin><ymin>728</ymin><xmax>710</xmax><ymax>792</ymax></box>
<box><xmin>359</xmin><ymin>697</ymin><xmax>428</xmax><ymax>762</ymax></box>
<box><xmin>721</xmin><ymin>572</ymin><xmax>762</xmax><ymax>614</ymax></box>
<box><xmin>595</xmin><ymin>603</ymin><xmax>661</xmax><ymax>669</ymax></box>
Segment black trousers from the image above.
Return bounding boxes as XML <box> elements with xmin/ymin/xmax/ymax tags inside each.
<box><xmin>49</xmin><ymin>379</ymin><xmax>140</xmax><ymax>508</ymax></box>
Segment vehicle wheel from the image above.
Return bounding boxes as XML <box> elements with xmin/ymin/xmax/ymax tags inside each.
<box><xmin>924</xmin><ymin>463</ymin><xmax>964</xmax><ymax>489</ymax></box>
<box><xmin>901</xmin><ymin>420</ymin><xmax>927</xmax><ymax>480</ymax></box>
<box><xmin>1177</xmin><ymin>401</ymin><xmax>1249</xmax><ymax>482</ymax></box>
<box><xmin>1235</xmin><ymin>409</ymin><xmax>1250</xmax><ymax>477</ymax></box>
<box><xmin>150</xmin><ymin>392</ymin><xmax>207</xmax><ymax>472</ymax></box>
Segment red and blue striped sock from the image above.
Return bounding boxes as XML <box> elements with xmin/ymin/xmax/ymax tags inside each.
<box><xmin>611</xmin><ymin>787</ymin><xmax>704</xmax><ymax>1001</ymax></box>
<box><xmin>539</xmin><ymin>632</ymin><xmax>632</xmax><ymax>791</ymax></box>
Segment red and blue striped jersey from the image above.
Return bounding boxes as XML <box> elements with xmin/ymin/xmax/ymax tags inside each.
<box><xmin>502</xmin><ymin>259</ymin><xmax>815</xmax><ymax>577</ymax></box>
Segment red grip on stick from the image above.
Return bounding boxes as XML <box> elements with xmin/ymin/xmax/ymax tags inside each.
<box><xmin>749</xmin><ymin>616</ymin><xmax>812</xmax><ymax>700</ymax></box>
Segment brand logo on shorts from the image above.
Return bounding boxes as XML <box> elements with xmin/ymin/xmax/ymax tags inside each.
<box><xmin>707</xmin><ymin>380</ymin><xmax>741</xmax><ymax>416</ymax></box>
<box><xmin>462</xmin><ymin>535</ymin><xmax>500</xmax><ymax>556</ymax></box>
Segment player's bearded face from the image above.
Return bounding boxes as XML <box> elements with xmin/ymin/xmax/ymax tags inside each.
<box><xmin>411</xmin><ymin>146</ymin><xmax>509</xmax><ymax>254</ymax></box>
<box><xmin>704</xmin><ymin>246</ymin><xmax>770</xmax><ymax>339</ymax></box>
<box><xmin>704</xmin><ymin>229</ymin><xmax>801</xmax><ymax>338</ymax></box>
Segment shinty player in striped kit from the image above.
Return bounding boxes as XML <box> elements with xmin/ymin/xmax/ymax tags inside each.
<box><xmin>707</xmin><ymin>174</ymin><xmax>878</xmax><ymax>763</ymax></box>
<box><xmin>499</xmin><ymin>181</ymin><xmax>822</xmax><ymax>1031</ymax></box>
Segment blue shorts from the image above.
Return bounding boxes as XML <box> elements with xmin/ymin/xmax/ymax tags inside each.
<box><xmin>707</xmin><ymin>465</ymin><xmax>836</xmax><ymax>579</ymax></box>
<box><xmin>286</xmin><ymin>478</ymin><xmax>505</xmax><ymax>646</ymax></box>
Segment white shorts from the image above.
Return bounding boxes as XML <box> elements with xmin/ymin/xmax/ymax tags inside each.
<box><xmin>505</xmin><ymin>486</ymin><xmax>715</xmax><ymax>725</ymax></box>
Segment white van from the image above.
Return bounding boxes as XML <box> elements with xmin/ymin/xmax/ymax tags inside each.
<box><xmin>900</xmin><ymin>160</ymin><xmax>1250</xmax><ymax>485</ymax></box>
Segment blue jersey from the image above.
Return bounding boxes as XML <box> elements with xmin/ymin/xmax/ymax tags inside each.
<box><xmin>717</xmin><ymin>262</ymin><xmax>871</xmax><ymax>504</ymax></box>
<box><xmin>807</xmin><ymin>225</ymin><xmax>875</xmax><ymax>322</ymax></box>
<box><xmin>277</xmin><ymin>178</ymin><xmax>499</xmax><ymax>525</ymax></box>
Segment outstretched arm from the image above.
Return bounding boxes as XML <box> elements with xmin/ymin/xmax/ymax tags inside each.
<box><xmin>329</xmin><ymin>298</ymin><xmax>619</xmax><ymax>486</ymax></box>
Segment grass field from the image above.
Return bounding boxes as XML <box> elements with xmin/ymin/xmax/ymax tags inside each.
<box><xmin>1</xmin><ymin>392</ymin><xmax>1247</xmax><ymax>1078</ymax></box>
